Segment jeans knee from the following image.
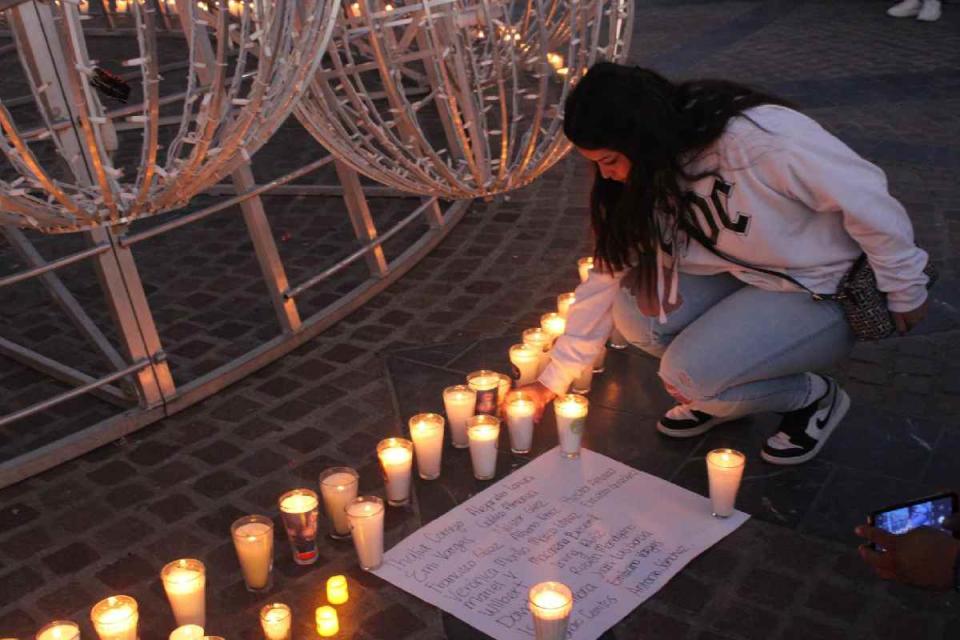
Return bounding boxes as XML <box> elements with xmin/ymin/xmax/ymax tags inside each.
<box><xmin>659</xmin><ymin>350</ymin><xmax>717</xmax><ymax>404</ymax></box>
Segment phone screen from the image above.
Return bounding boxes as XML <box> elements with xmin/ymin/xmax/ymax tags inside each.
<box><xmin>873</xmin><ymin>495</ymin><xmax>955</xmax><ymax>535</ymax></box>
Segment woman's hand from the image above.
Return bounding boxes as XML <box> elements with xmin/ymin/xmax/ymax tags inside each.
<box><xmin>515</xmin><ymin>382</ymin><xmax>557</xmax><ymax>422</ymax></box>
<box><xmin>892</xmin><ymin>299</ymin><xmax>929</xmax><ymax>335</ymax></box>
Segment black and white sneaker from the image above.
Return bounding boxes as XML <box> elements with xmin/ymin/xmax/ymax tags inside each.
<box><xmin>657</xmin><ymin>405</ymin><xmax>731</xmax><ymax>438</ymax></box>
<box><xmin>761</xmin><ymin>376</ymin><xmax>850</xmax><ymax>465</ymax></box>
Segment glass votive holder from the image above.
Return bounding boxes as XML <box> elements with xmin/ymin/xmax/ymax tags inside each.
<box><xmin>593</xmin><ymin>346</ymin><xmax>607</xmax><ymax>373</ymax></box>
<box><xmin>278</xmin><ymin>488</ymin><xmax>320</xmax><ymax>565</ymax></box>
<box><xmin>571</xmin><ymin>362</ymin><xmax>594</xmax><ymax>394</ymax></box>
<box><xmin>554</xmin><ymin>394</ymin><xmax>588</xmax><ymax>459</ymax></box>
<box><xmin>231</xmin><ymin>515</ymin><xmax>274</xmax><ymax>592</ymax></box>
<box><xmin>467</xmin><ymin>415</ymin><xmax>500</xmax><ymax>480</ymax></box>
<box><xmin>327</xmin><ymin>575</ymin><xmax>349</xmax><ymax>605</ymax></box>
<box><xmin>318</xmin><ymin>467</ymin><xmax>359</xmax><ymax>540</ymax></box>
<box><xmin>706</xmin><ymin>448</ymin><xmax>746</xmax><ymax>518</ymax></box>
<box><xmin>443</xmin><ymin>384</ymin><xmax>476</xmax><ymax>448</ymax></box>
<box><xmin>259</xmin><ymin>603</ymin><xmax>292</xmax><ymax>640</ymax></box>
<box><xmin>315</xmin><ymin>606</ymin><xmax>339</xmax><ymax>637</ymax></box>
<box><xmin>557</xmin><ymin>292</ymin><xmax>576</xmax><ymax>319</ymax></box>
<box><xmin>522</xmin><ymin>328</ymin><xmax>553</xmax><ymax>375</ymax></box>
<box><xmin>409</xmin><ymin>413</ymin><xmax>445</xmax><ymax>480</ymax></box>
<box><xmin>36</xmin><ymin>621</ymin><xmax>80</xmax><ymax>640</ymax></box>
<box><xmin>467</xmin><ymin>369</ymin><xmax>502</xmax><ymax>416</ymax></box>
<box><xmin>497</xmin><ymin>373</ymin><xmax>512</xmax><ymax>405</ymax></box>
<box><xmin>608</xmin><ymin>327</ymin><xmax>628</xmax><ymax>349</ymax></box>
<box><xmin>529</xmin><ymin>581</ymin><xmax>573</xmax><ymax>640</ymax></box>
<box><xmin>90</xmin><ymin>595</ymin><xmax>138</xmax><ymax>640</ymax></box>
<box><xmin>168</xmin><ymin>625</ymin><xmax>204</xmax><ymax>640</ymax></box>
<box><xmin>377</xmin><ymin>437</ymin><xmax>414</xmax><ymax>506</ymax></box>
<box><xmin>540</xmin><ymin>312</ymin><xmax>566</xmax><ymax>343</ymax></box>
<box><xmin>347</xmin><ymin>496</ymin><xmax>385</xmax><ymax>570</ymax></box>
<box><xmin>578</xmin><ymin>256</ymin><xmax>594</xmax><ymax>283</ymax></box>
<box><xmin>161</xmin><ymin>558</ymin><xmax>206</xmax><ymax>628</ymax></box>
<box><xmin>504</xmin><ymin>390</ymin><xmax>535</xmax><ymax>454</ymax></box>
<box><xmin>509</xmin><ymin>343</ymin><xmax>541</xmax><ymax>386</ymax></box>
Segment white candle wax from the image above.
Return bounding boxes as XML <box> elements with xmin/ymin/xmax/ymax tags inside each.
<box><xmin>706</xmin><ymin>449</ymin><xmax>746</xmax><ymax>518</ymax></box>
<box><xmin>522</xmin><ymin>328</ymin><xmax>552</xmax><ymax>376</ymax></box>
<box><xmin>378</xmin><ymin>438</ymin><xmax>414</xmax><ymax>506</ymax></box>
<box><xmin>557</xmin><ymin>292</ymin><xmax>576</xmax><ymax>319</ymax></box>
<box><xmin>504</xmin><ymin>392</ymin><xmax>535</xmax><ymax>454</ymax></box>
<box><xmin>443</xmin><ymin>385</ymin><xmax>476</xmax><ymax>448</ymax></box>
<box><xmin>347</xmin><ymin>497</ymin><xmax>385</xmax><ymax>570</ymax></box>
<box><xmin>36</xmin><ymin>621</ymin><xmax>80</xmax><ymax>640</ymax></box>
<box><xmin>231</xmin><ymin>516</ymin><xmax>273</xmax><ymax>591</ymax></box>
<box><xmin>409</xmin><ymin>414</ymin><xmax>444</xmax><ymax>480</ymax></box>
<box><xmin>540</xmin><ymin>312</ymin><xmax>566</xmax><ymax>343</ymax></box>
<box><xmin>509</xmin><ymin>344</ymin><xmax>541</xmax><ymax>386</ymax></box>
<box><xmin>529</xmin><ymin>582</ymin><xmax>573</xmax><ymax>640</ymax></box>
<box><xmin>554</xmin><ymin>394</ymin><xmax>588</xmax><ymax>458</ymax></box>
<box><xmin>593</xmin><ymin>347</ymin><xmax>607</xmax><ymax>373</ymax></box>
<box><xmin>91</xmin><ymin>595</ymin><xmax>138</xmax><ymax>640</ymax></box>
<box><xmin>259</xmin><ymin>603</ymin><xmax>291</xmax><ymax>640</ymax></box>
<box><xmin>161</xmin><ymin>559</ymin><xmax>206</xmax><ymax>627</ymax></box>
<box><xmin>467</xmin><ymin>370</ymin><xmax>502</xmax><ymax>416</ymax></box>
<box><xmin>467</xmin><ymin>416</ymin><xmax>500</xmax><ymax>480</ymax></box>
<box><xmin>168</xmin><ymin>625</ymin><xmax>203</xmax><ymax>640</ymax></box>
<box><xmin>577</xmin><ymin>256</ymin><xmax>594</xmax><ymax>283</ymax></box>
<box><xmin>571</xmin><ymin>363</ymin><xmax>594</xmax><ymax>394</ymax></box>
<box><xmin>497</xmin><ymin>373</ymin><xmax>512</xmax><ymax>406</ymax></box>
<box><xmin>319</xmin><ymin>467</ymin><xmax>359</xmax><ymax>539</ymax></box>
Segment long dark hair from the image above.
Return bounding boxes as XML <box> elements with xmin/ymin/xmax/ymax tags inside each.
<box><xmin>562</xmin><ymin>62</ymin><xmax>791</xmax><ymax>272</ymax></box>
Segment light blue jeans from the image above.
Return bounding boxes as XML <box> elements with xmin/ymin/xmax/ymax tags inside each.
<box><xmin>613</xmin><ymin>273</ymin><xmax>855</xmax><ymax>419</ymax></box>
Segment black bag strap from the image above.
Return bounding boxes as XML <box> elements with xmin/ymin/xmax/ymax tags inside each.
<box><xmin>678</xmin><ymin>219</ymin><xmax>835</xmax><ymax>301</ymax></box>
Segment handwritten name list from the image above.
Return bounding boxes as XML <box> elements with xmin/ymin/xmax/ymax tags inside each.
<box><xmin>373</xmin><ymin>448</ymin><xmax>748</xmax><ymax>639</ymax></box>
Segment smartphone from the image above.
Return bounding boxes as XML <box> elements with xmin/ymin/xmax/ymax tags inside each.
<box><xmin>868</xmin><ymin>492</ymin><xmax>959</xmax><ymax>542</ymax></box>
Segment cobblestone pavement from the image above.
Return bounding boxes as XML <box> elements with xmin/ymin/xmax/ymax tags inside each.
<box><xmin>2</xmin><ymin>1</ymin><xmax>960</xmax><ymax>639</ymax></box>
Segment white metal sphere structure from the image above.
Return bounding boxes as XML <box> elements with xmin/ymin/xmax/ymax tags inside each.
<box><xmin>0</xmin><ymin>0</ymin><xmax>339</xmax><ymax>233</ymax></box>
<box><xmin>295</xmin><ymin>0</ymin><xmax>633</xmax><ymax>199</ymax></box>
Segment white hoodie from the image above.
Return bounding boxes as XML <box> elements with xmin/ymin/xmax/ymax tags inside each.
<box><xmin>539</xmin><ymin>105</ymin><xmax>930</xmax><ymax>395</ymax></box>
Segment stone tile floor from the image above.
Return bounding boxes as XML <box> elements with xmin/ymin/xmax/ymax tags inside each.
<box><xmin>2</xmin><ymin>0</ymin><xmax>960</xmax><ymax>638</ymax></box>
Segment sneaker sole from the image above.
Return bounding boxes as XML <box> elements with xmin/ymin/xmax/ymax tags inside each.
<box><xmin>656</xmin><ymin>416</ymin><xmax>731</xmax><ymax>439</ymax></box>
<box><xmin>760</xmin><ymin>387</ymin><xmax>850</xmax><ymax>466</ymax></box>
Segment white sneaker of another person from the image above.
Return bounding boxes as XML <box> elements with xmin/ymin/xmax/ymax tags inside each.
<box><xmin>887</xmin><ymin>0</ymin><xmax>922</xmax><ymax>17</ymax></box>
<box><xmin>916</xmin><ymin>0</ymin><xmax>942</xmax><ymax>21</ymax></box>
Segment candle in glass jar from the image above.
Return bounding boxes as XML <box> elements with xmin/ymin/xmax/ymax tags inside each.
<box><xmin>467</xmin><ymin>415</ymin><xmax>500</xmax><ymax>480</ymax></box>
<box><xmin>554</xmin><ymin>394</ymin><xmax>588</xmax><ymax>458</ymax></box>
<box><xmin>443</xmin><ymin>385</ymin><xmax>476</xmax><ymax>448</ymax></box>
<box><xmin>315</xmin><ymin>607</ymin><xmax>339</xmax><ymax>637</ymax></box>
<box><xmin>326</xmin><ymin>575</ymin><xmax>349</xmax><ymax>605</ymax></box>
<box><xmin>466</xmin><ymin>370</ymin><xmax>501</xmax><ymax>416</ymax></box>
<box><xmin>556</xmin><ymin>292</ymin><xmax>576</xmax><ymax>319</ymax></box>
<box><xmin>509</xmin><ymin>343</ymin><xmax>540</xmax><ymax>386</ymax></box>
<box><xmin>36</xmin><ymin>621</ymin><xmax>80</xmax><ymax>640</ymax></box>
<box><xmin>540</xmin><ymin>312</ymin><xmax>566</xmax><ymax>343</ymax></box>
<box><xmin>706</xmin><ymin>448</ymin><xmax>746</xmax><ymax>518</ymax></box>
<box><xmin>91</xmin><ymin>595</ymin><xmax>138</xmax><ymax>640</ymax></box>
<box><xmin>528</xmin><ymin>582</ymin><xmax>573</xmax><ymax>640</ymax></box>
<box><xmin>231</xmin><ymin>515</ymin><xmax>273</xmax><ymax>592</ymax></box>
<box><xmin>577</xmin><ymin>256</ymin><xmax>594</xmax><ymax>283</ymax></box>
<box><xmin>608</xmin><ymin>327</ymin><xmax>629</xmax><ymax>349</ymax></box>
<box><xmin>523</xmin><ymin>328</ymin><xmax>553</xmax><ymax>375</ymax></box>
<box><xmin>278</xmin><ymin>489</ymin><xmax>320</xmax><ymax>565</ymax></box>
<box><xmin>377</xmin><ymin>437</ymin><xmax>414</xmax><ymax>506</ymax></box>
<box><xmin>259</xmin><ymin>603</ymin><xmax>291</xmax><ymax>640</ymax></box>
<box><xmin>497</xmin><ymin>373</ymin><xmax>512</xmax><ymax>406</ymax></box>
<box><xmin>593</xmin><ymin>346</ymin><xmax>607</xmax><ymax>373</ymax></box>
<box><xmin>168</xmin><ymin>625</ymin><xmax>204</xmax><ymax>640</ymax></box>
<box><xmin>571</xmin><ymin>363</ymin><xmax>594</xmax><ymax>394</ymax></box>
<box><xmin>319</xmin><ymin>467</ymin><xmax>359</xmax><ymax>539</ymax></box>
<box><xmin>161</xmin><ymin>558</ymin><xmax>206</xmax><ymax>627</ymax></box>
<box><xmin>504</xmin><ymin>391</ymin><xmax>535</xmax><ymax>454</ymax></box>
<box><xmin>409</xmin><ymin>414</ymin><xmax>444</xmax><ymax>480</ymax></box>
<box><xmin>347</xmin><ymin>496</ymin><xmax>385</xmax><ymax>570</ymax></box>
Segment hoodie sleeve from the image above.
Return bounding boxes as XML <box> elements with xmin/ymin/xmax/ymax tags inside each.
<box><xmin>538</xmin><ymin>268</ymin><xmax>620</xmax><ymax>395</ymax></box>
<box><xmin>770</xmin><ymin>119</ymin><xmax>929</xmax><ymax>313</ymax></box>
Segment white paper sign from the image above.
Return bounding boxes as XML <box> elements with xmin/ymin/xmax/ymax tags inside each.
<box><xmin>373</xmin><ymin>448</ymin><xmax>748</xmax><ymax>639</ymax></box>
